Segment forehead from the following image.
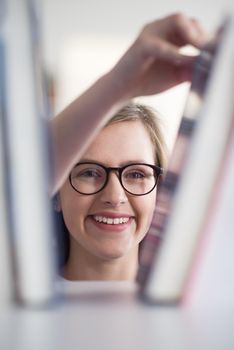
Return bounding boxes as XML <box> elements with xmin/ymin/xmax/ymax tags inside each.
<box><xmin>82</xmin><ymin>120</ymin><xmax>155</xmax><ymax>165</ymax></box>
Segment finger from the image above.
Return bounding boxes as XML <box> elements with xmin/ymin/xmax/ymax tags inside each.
<box><xmin>175</xmin><ymin>64</ymin><xmax>194</xmax><ymax>84</ymax></box>
<box><xmin>147</xmin><ymin>36</ymin><xmax>197</xmax><ymax>65</ymax></box>
<box><xmin>150</xmin><ymin>13</ymin><xmax>210</xmax><ymax>48</ymax></box>
<box><xmin>170</xmin><ymin>13</ymin><xmax>210</xmax><ymax>48</ymax></box>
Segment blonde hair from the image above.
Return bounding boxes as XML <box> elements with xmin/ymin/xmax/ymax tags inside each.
<box><xmin>106</xmin><ymin>102</ymin><xmax>168</xmax><ymax>169</ymax></box>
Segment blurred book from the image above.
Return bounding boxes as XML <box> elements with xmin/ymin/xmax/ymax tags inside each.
<box><xmin>138</xmin><ymin>16</ymin><xmax>234</xmax><ymax>304</ymax></box>
<box><xmin>138</xmin><ymin>41</ymin><xmax>215</xmax><ymax>287</ymax></box>
<box><xmin>2</xmin><ymin>0</ymin><xmax>56</xmax><ymax>306</ymax></box>
<box><xmin>184</xmin><ymin>127</ymin><xmax>234</xmax><ymax>308</ymax></box>
<box><xmin>0</xmin><ymin>26</ymin><xmax>13</xmax><ymax>307</ymax></box>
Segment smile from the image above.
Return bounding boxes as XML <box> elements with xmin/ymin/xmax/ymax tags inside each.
<box><xmin>93</xmin><ymin>216</ymin><xmax>130</xmax><ymax>225</ymax></box>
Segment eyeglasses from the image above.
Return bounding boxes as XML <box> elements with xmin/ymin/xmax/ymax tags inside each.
<box><xmin>69</xmin><ymin>162</ymin><xmax>163</xmax><ymax>196</ymax></box>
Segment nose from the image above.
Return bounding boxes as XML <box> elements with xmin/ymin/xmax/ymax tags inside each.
<box><xmin>99</xmin><ymin>172</ymin><xmax>128</xmax><ymax>206</ymax></box>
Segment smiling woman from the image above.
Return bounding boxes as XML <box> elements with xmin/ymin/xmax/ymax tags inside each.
<box><xmin>54</xmin><ymin>102</ymin><xmax>167</xmax><ymax>281</ymax></box>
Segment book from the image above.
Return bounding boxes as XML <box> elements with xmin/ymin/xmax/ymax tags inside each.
<box><xmin>138</xmin><ymin>16</ymin><xmax>234</xmax><ymax>304</ymax></box>
<box><xmin>137</xmin><ymin>24</ymin><xmax>221</xmax><ymax>290</ymax></box>
<box><xmin>0</xmin><ymin>29</ymin><xmax>13</xmax><ymax>307</ymax></box>
<box><xmin>184</xmin><ymin>126</ymin><xmax>234</xmax><ymax>308</ymax></box>
<box><xmin>2</xmin><ymin>0</ymin><xmax>56</xmax><ymax>306</ymax></box>
<box><xmin>138</xmin><ymin>43</ymin><xmax>215</xmax><ymax>287</ymax></box>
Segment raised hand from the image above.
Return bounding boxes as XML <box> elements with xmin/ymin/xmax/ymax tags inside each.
<box><xmin>110</xmin><ymin>13</ymin><xmax>209</xmax><ymax>98</ymax></box>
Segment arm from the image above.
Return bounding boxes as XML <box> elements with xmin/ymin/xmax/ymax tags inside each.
<box><xmin>50</xmin><ymin>13</ymin><xmax>208</xmax><ymax>195</ymax></box>
<box><xmin>50</xmin><ymin>72</ymin><xmax>125</xmax><ymax>195</ymax></box>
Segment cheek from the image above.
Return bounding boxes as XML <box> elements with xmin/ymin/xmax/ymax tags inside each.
<box><xmin>134</xmin><ymin>192</ymin><xmax>156</xmax><ymax>229</ymax></box>
<box><xmin>144</xmin><ymin>196</ymin><xmax>156</xmax><ymax>225</ymax></box>
<box><xmin>60</xmin><ymin>195</ymin><xmax>92</xmax><ymax>234</ymax></box>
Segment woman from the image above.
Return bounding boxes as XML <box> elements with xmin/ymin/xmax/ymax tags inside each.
<box><xmin>50</xmin><ymin>13</ymin><xmax>208</xmax><ymax>280</ymax></box>
<box><xmin>54</xmin><ymin>103</ymin><xmax>167</xmax><ymax>280</ymax></box>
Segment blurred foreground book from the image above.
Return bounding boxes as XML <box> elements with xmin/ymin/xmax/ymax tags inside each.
<box><xmin>185</xmin><ymin>128</ymin><xmax>234</xmax><ymax>308</ymax></box>
<box><xmin>0</xmin><ymin>27</ymin><xmax>13</xmax><ymax>307</ymax></box>
<box><xmin>1</xmin><ymin>0</ymin><xmax>57</xmax><ymax>307</ymax></box>
<box><xmin>138</xmin><ymin>16</ymin><xmax>234</xmax><ymax>304</ymax></box>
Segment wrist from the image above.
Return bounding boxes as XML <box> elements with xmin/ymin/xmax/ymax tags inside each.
<box><xmin>102</xmin><ymin>69</ymin><xmax>131</xmax><ymax>103</ymax></box>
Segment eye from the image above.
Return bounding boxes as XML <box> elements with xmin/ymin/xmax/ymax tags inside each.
<box><xmin>71</xmin><ymin>164</ymin><xmax>105</xmax><ymax>180</ymax></box>
<box><xmin>124</xmin><ymin>169</ymin><xmax>146</xmax><ymax>180</ymax></box>
<box><xmin>127</xmin><ymin>171</ymin><xmax>145</xmax><ymax>179</ymax></box>
<box><xmin>78</xmin><ymin>169</ymin><xmax>102</xmax><ymax>178</ymax></box>
<box><xmin>123</xmin><ymin>165</ymin><xmax>154</xmax><ymax>181</ymax></box>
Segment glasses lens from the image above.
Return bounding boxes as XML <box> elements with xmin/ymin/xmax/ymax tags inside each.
<box><xmin>70</xmin><ymin>163</ymin><xmax>106</xmax><ymax>194</ymax></box>
<box><xmin>122</xmin><ymin>164</ymin><xmax>156</xmax><ymax>195</ymax></box>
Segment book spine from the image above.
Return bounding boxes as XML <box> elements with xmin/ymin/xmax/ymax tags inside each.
<box><xmin>138</xmin><ymin>49</ymin><xmax>213</xmax><ymax>288</ymax></box>
<box><xmin>3</xmin><ymin>0</ymin><xmax>56</xmax><ymax>306</ymax></box>
<box><xmin>141</xmin><ymin>17</ymin><xmax>234</xmax><ymax>303</ymax></box>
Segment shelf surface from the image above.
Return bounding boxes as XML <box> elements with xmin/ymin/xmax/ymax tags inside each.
<box><xmin>1</xmin><ymin>281</ymin><xmax>234</xmax><ymax>350</ymax></box>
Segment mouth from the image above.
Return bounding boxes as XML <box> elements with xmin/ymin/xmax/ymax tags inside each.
<box><xmin>88</xmin><ymin>214</ymin><xmax>133</xmax><ymax>232</ymax></box>
<box><xmin>93</xmin><ymin>215</ymin><xmax>130</xmax><ymax>225</ymax></box>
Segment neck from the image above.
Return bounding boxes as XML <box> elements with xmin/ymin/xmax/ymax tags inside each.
<box><xmin>62</xmin><ymin>240</ymin><xmax>139</xmax><ymax>281</ymax></box>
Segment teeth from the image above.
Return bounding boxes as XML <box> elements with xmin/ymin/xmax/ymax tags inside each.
<box><xmin>94</xmin><ymin>216</ymin><xmax>130</xmax><ymax>225</ymax></box>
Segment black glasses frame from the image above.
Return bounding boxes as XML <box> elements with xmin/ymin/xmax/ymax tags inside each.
<box><xmin>69</xmin><ymin>162</ymin><xmax>163</xmax><ymax>196</ymax></box>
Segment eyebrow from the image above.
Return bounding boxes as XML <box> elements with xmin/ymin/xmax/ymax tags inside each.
<box><xmin>78</xmin><ymin>158</ymin><xmax>152</xmax><ymax>167</ymax></box>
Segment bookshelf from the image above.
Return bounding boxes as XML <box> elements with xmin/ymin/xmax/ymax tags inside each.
<box><xmin>0</xmin><ymin>1</ymin><xmax>233</xmax><ymax>349</ymax></box>
<box><xmin>0</xmin><ymin>281</ymin><xmax>234</xmax><ymax>350</ymax></box>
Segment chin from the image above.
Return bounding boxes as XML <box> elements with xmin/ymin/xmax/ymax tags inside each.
<box><xmin>93</xmin><ymin>244</ymin><xmax>132</xmax><ymax>261</ymax></box>
<box><xmin>96</xmin><ymin>249</ymin><xmax>129</xmax><ymax>261</ymax></box>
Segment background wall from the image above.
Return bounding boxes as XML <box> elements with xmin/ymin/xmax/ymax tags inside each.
<box><xmin>40</xmin><ymin>0</ymin><xmax>234</xmax><ymax>149</ymax></box>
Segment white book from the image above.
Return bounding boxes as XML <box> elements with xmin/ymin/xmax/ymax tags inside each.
<box><xmin>141</xmin><ymin>16</ymin><xmax>234</xmax><ymax>303</ymax></box>
<box><xmin>185</xmin><ymin>130</ymin><xmax>234</xmax><ymax>308</ymax></box>
<box><xmin>2</xmin><ymin>0</ymin><xmax>56</xmax><ymax>306</ymax></box>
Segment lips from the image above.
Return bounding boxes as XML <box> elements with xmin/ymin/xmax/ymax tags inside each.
<box><xmin>89</xmin><ymin>212</ymin><xmax>133</xmax><ymax>230</ymax></box>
